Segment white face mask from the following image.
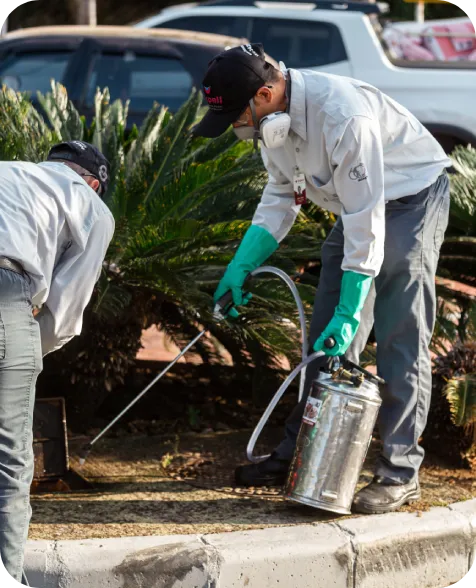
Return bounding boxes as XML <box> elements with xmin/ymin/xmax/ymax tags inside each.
<box><xmin>259</xmin><ymin>112</ymin><xmax>291</xmax><ymax>149</ymax></box>
<box><xmin>233</xmin><ymin>126</ymin><xmax>257</xmax><ymax>142</ymax></box>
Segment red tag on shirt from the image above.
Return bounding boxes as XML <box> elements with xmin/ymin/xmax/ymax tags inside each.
<box><xmin>293</xmin><ymin>168</ymin><xmax>307</xmax><ymax>205</ymax></box>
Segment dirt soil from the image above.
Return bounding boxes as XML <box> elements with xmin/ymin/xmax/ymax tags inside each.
<box><xmin>29</xmin><ymin>428</ymin><xmax>476</xmax><ymax>541</ymax></box>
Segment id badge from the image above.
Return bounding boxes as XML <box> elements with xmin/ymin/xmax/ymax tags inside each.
<box><xmin>293</xmin><ymin>167</ymin><xmax>307</xmax><ymax>205</ymax></box>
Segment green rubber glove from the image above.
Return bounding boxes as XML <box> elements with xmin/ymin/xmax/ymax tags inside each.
<box><xmin>313</xmin><ymin>271</ymin><xmax>373</xmax><ymax>357</ymax></box>
<box><xmin>214</xmin><ymin>225</ymin><xmax>279</xmax><ymax>308</ymax></box>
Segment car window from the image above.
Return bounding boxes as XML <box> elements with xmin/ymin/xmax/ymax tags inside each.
<box><xmin>85</xmin><ymin>52</ymin><xmax>193</xmax><ymax>112</ymax></box>
<box><xmin>250</xmin><ymin>18</ymin><xmax>347</xmax><ymax>68</ymax></box>
<box><xmin>0</xmin><ymin>51</ymin><xmax>72</xmax><ymax>94</ymax></box>
<box><xmin>158</xmin><ymin>16</ymin><xmax>238</xmax><ymax>37</ymax></box>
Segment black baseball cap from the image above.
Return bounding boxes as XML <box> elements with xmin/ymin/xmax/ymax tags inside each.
<box><xmin>193</xmin><ymin>43</ymin><xmax>273</xmax><ymax>138</ymax></box>
<box><xmin>47</xmin><ymin>141</ymin><xmax>110</xmax><ymax>195</ymax></box>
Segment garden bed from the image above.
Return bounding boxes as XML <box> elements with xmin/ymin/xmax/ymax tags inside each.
<box><xmin>28</xmin><ymin>427</ymin><xmax>476</xmax><ymax>541</ymax></box>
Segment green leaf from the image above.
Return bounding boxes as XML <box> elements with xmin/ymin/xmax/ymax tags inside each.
<box><xmin>37</xmin><ymin>81</ymin><xmax>83</xmax><ymax>141</ymax></box>
<box><xmin>444</xmin><ymin>374</ymin><xmax>476</xmax><ymax>429</ymax></box>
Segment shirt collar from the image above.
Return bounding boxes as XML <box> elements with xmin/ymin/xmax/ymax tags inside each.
<box><xmin>288</xmin><ymin>68</ymin><xmax>307</xmax><ymax>141</ymax></box>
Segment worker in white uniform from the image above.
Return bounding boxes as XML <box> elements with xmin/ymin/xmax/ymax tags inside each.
<box><xmin>193</xmin><ymin>44</ymin><xmax>451</xmax><ymax>514</ymax></box>
<box><xmin>0</xmin><ymin>141</ymin><xmax>115</xmax><ymax>584</ymax></box>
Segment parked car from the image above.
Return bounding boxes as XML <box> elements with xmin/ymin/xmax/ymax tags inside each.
<box><xmin>0</xmin><ymin>25</ymin><xmax>246</xmax><ymax>129</ymax></box>
<box><xmin>135</xmin><ymin>0</ymin><xmax>476</xmax><ymax>151</ymax></box>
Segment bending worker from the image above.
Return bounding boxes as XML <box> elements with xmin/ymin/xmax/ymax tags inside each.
<box><xmin>193</xmin><ymin>44</ymin><xmax>451</xmax><ymax>514</ymax></box>
<box><xmin>0</xmin><ymin>141</ymin><xmax>115</xmax><ymax>583</ymax></box>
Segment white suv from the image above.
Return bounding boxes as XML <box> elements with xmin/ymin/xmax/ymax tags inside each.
<box><xmin>136</xmin><ymin>1</ymin><xmax>380</xmax><ymax>76</ymax></box>
<box><xmin>135</xmin><ymin>0</ymin><xmax>476</xmax><ymax>151</ymax></box>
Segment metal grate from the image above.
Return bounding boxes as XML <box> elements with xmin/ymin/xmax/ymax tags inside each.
<box><xmin>33</xmin><ymin>398</ymin><xmax>69</xmax><ymax>481</ymax></box>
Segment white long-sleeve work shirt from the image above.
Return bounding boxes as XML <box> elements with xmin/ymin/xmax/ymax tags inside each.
<box><xmin>0</xmin><ymin>161</ymin><xmax>115</xmax><ymax>355</ymax></box>
<box><xmin>253</xmin><ymin>68</ymin><xmax>451</xmax><ymax>277</ymax></box>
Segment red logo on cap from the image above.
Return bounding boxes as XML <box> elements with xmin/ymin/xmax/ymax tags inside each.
<box><xmin>204</xmin><ymin>86</ymin><xmax>211</xmax><ymax>95</ymax></box>
<box><xmin>207</xmin><ymin>96</ymin><xmax>223</xmax><ymax>105</ymax></box>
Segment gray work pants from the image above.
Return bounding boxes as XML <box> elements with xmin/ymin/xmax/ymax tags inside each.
<box><xmin>275</xmin><ymin>173</ymin><xmax>450</xmax><ymax>483</ymax></box>
<box><xmin>0</xmin><ymin>269</ymin><xmax>42</xmax><ymax>583</ymax></box>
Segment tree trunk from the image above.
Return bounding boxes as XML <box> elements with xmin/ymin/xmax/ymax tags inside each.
<box><xmin>69</xmin><ymin>0</ymin><xmax>97</xmax><ymax>25</ymax></box>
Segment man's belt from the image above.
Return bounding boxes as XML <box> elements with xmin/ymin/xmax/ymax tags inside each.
<box><xmin>0</xmin><ymin>256</ymin><xmax>25</xmax><ymax>276</ymax></box>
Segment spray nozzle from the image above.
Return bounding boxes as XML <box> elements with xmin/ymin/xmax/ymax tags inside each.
<box><xmin>78</xmin><ymin>443</ymin><xmax>93</xmax><ymax>467</ymax></box>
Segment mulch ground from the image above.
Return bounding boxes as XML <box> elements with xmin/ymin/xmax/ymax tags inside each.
<box><xmin>28</xmin><ymin>427</ymin><xmax>476</xmax><ymax>541</ymax></box>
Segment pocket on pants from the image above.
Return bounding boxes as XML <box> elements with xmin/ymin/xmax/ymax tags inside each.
<box><xmin>0</xmin><ymin>312</ymin><xmax>5</xmax><ymax>360</ymax></box>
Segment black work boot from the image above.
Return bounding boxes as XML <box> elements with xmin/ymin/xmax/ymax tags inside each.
<box><xmin>352</xmin><ymin>476</ymin><xmax>421</xmax><ymax>514</ymax></box>
<box><xmin>235</xmin><ymin>452</ymin><xmax>291</xmax><ymax>487</ymax></box>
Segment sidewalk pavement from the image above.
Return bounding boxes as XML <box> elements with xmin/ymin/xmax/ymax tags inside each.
<box><xmin>25</xmin><ymin>498</ymin><xmax>476</xmax><ymax>588</ymax></box>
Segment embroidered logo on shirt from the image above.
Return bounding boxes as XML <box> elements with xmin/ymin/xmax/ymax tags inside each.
<box><xmin>349</xmin><ymin>164</ymin><xmax>368</xmax><ymax>182</ymax></box>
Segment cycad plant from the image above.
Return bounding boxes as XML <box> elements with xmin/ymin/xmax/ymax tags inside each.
<box><xmin>0</xmin><ymin>83</ymin><xmax>323</xmax><ymax>428</ymax></box>
<box><xmin>422</xmin><ymin>343</ymin><xmax>476</xmax><ymax>467</ymax></box>
<box><xmin>5</xmin><ymin>81</ymin><xmax>475</xmax><ymax>438</ymax></box>
<box><xmin>444</xmin><ymin>371</ymin><xmax>476</xmax><ymax>438</ymax></box>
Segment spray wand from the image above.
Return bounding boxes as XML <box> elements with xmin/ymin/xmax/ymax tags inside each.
<box><xmin>78</xmin><ymin>286</ymin><xmax>243</xmax><ymax>465</ymax></box>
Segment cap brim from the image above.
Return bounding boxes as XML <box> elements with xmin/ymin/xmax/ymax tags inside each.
<box><xmin>192</xmin><ymin>106</ymin><xmax>245</xmax><ymax>138</ymax></box>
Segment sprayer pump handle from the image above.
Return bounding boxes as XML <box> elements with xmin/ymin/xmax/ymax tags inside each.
<box><xmin>215</xmin><ymin>290</ymin><xmax>234</xmax><ymax>313</ymax></box>
<box><xmin>214</xmin><ymin>275</ymin><xmax>253</xmax><ymax>315</ymax></box>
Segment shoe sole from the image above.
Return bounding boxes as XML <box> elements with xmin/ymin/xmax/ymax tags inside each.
<box><xmin>352</xmin><ymin>489</ymin><xmax>421</xmax><ymax>515</ymax></box>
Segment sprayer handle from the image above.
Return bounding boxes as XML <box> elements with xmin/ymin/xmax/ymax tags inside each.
<box><xmin>214</xmin><ymin>275</ymin><xmax>253</xmax><ymax>318</ymax></box>
<box><xmin>214</xmin><ymin>290</ymin><xmax>234</xmax><ymax>314</ymax></box>
<box><xmin>324</xmin><ymin>337</ymin><xmax>336</xmax><ymax>349</ymax></box>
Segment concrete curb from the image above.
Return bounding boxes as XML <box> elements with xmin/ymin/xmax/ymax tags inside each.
<box><xmin>25</xmin><ymin>499</ymin><xmax>476</xmax><ymax>588</ymax></box>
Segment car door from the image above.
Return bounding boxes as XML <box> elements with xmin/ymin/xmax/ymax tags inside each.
<box><xmin>249</xmin><ymin>16</ymin><xmax>352</xmax><ymax>76</ymax></box>
<box><xmin>76</xmin><ymin>40</ymin><xmax>196</xmax><ymax>129</ymax></box>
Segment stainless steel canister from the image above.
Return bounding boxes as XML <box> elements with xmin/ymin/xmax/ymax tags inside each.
<box><xmin>284</xmin><ymin>368</ymin><xmax>382</xmax><ymax>515</ymax></box>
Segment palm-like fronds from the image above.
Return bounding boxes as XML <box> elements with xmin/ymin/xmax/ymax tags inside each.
<box><xmin>0</xmin><ymin>86</ymin><xmax>55</xmax><ymax>161</ymax></box>
<box><xmin>443</xmin><ymin>374</ymin><xmax>476</xmax><ymax>433</ymax></box>
<box><xmin>37</xmin><ymin>83</ymin><xmax>84</xmax><ymax>142</ymax></box>
<box><xmin>5</xmin><ymin>81</ymin><xmax>476</xmax><ymax>433</ymax></box>
<box><xmin>0</xmin><ymin>81</ymin><xmax>328</xmax><ymax>425</ymax></box>
<box><xmin>423</xmin><ymin>343</ymin><xmax>476</xmax><ymax>464</ymax></box>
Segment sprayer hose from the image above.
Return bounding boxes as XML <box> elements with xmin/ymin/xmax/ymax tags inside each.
<box><xmin>247</xmin><ymin>267</ymin><xmax>325</xmax><ymax>463</ymax></box>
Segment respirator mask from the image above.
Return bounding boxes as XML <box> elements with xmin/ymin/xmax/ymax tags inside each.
<box><xmin>233</xmin><ymin>62</ymin><xmax>291</xmax><ymax>150</ymax></box>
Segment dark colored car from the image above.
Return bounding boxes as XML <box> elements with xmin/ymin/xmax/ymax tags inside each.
<box><xmin>0</xmin><ymin>26</ymin><xmax>246</xmax><ymax>129</ymax></box>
